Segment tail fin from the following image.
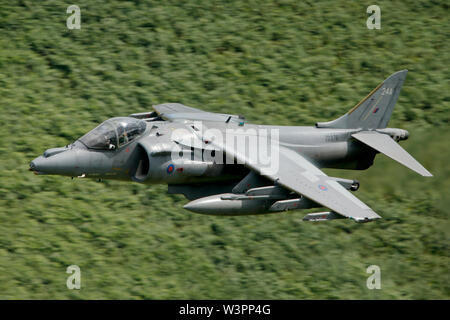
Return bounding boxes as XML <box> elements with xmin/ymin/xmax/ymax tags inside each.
<box><xmin>316</xmin><ymin>70</ymin><xmax>408</xmax><ymax>129</ymax></box>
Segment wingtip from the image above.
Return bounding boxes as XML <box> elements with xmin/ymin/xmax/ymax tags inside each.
<box><xmin>417</xmin><ymin>167</ymin><xmax>433</xmax><ymax>177</ymax></box>
<box><xmin>353</xmin><ymin>216</ymin><xmax>382</xmax><ymax>223</ymax></box>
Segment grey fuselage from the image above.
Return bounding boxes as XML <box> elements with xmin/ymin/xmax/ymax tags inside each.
<box><xmin>30</xmin><ymin>118</ymin><xmax>378</xmax><ymax>184</ymax></box>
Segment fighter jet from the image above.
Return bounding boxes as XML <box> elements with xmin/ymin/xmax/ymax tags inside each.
<box><xmin>30</xmin><ymin>70</ymin><xmax>432</xmax><ymax>222</ymax></box>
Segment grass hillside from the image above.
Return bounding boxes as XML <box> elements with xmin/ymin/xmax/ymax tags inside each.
<box><xmin>0</xmin><ymin>1</ymin><xmax>448</xmax><ymax>299</ymax></box>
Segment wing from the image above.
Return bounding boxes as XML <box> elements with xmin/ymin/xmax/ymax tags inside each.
<box><xmin>152</xmin><ymin>103</ymin><xmax>206</xmax><ymax>115</ymax></box>
<box><xmin>151</xmin><ymin>103</ymin><xmax>246</xmax><ymax>123</ymax></box>
<box><xmin>205</xmin><ymin>130</ymin><xmax>381</xmax><ymax>222</ymax></box>
<box><xmin>129</xmin><ymin>103</ymin><xmax>205</xmax><ymax>119</ymax></box>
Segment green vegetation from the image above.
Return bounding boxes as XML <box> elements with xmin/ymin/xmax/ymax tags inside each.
<box><xmin>0</xmin><ymin>0</ymin><xmax>448</xmax><ymax>299</ymax></box>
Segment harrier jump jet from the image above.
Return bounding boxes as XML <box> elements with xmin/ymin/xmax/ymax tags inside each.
<box><xmin>30</xmin><ymin>70</ymin><xmax>432</xmax><ymax>222</ymax></box>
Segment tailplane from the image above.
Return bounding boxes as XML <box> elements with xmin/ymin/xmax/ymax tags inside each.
<box><xmin>316</xmin><ymin>70</ymin><xmax>408</xmax><ymax>129</ymax></box>
<box><xmin>352</xmin><ymin>131</ymin><xmax>432</xmax><ymax>177</ymax></box>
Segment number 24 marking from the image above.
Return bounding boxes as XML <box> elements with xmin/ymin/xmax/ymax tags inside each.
<box><xmin>381</xmin><ymin>87</ymin><xmax>393</xmax><ymax>95</ymax></box>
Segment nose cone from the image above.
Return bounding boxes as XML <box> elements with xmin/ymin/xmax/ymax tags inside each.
<box><xmin>29</xmin><ymin>160</ymin><xmax>37</xmax><ymax>171</ymax></box>
<box><xmin>29</xmin><ymin>149</ymin><xmax>81</xmax><ymax>176</ymax></box>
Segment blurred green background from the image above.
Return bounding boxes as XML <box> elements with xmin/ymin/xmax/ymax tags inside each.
<box><xmin>0</xmin><ymin>0</ymin><xmax>448</xmax><ymax>299</ymax></box>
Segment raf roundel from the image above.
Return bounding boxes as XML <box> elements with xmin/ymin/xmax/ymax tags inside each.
<box><xmin>318</xmin><ymin>184</ymin><xmax>328</xmax><ymax>191</ymax></box>
<box><xmin>167</xmin><ymin>164</ymin><xmax>175</xmax><ymax>174</ymax></box>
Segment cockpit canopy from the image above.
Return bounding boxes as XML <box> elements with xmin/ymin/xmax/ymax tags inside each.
<box><xmin>79</xmin><ymin>117</ymin><xmax>147</xmax><ymax>150</ymax></box>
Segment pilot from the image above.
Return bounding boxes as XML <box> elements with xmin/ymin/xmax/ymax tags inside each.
<box><xmin>106</xmin><ymin>137</ymin><xmax>115</xmax><ymax>150</ymax></box>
